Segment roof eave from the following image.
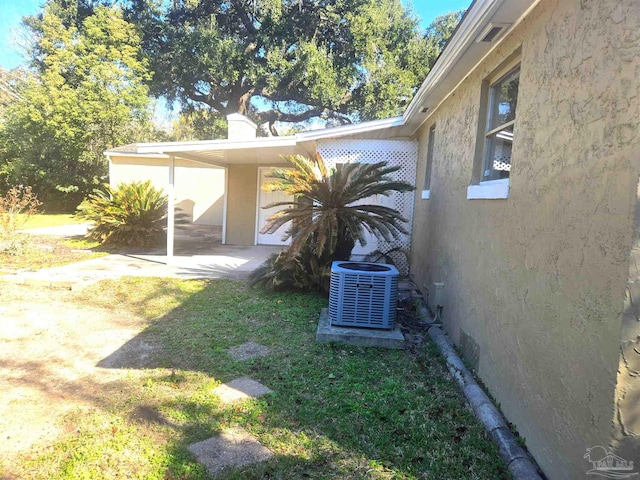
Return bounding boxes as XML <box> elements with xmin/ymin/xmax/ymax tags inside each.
<box><xmin>295</xmin><ymin>116</ymin><xmax>405</xmax><ymax>141</ymax></box>
<box><xmin>403</xmin><ymin>0</ymin><xmax>539</xmax><ymax>136</ymax></box>
<box><xmin>135</xmin><ymin>136</ymin><xmax>298</xmax><ymax>155</ymax></box>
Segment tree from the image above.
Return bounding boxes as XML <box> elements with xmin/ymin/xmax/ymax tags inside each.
<box><xmin>0</xmin><ymin>68</ymin><xmax>28</xmax><ymax>109</ymax></box>
<box><xmin>0</xmin><ymin>4</ymin><xmax>152</xmax><ymax>210</ymax></box>
<box><xmin>422</xmin><ymin>12</ymin><xmax>463</xmax><ymax>69</ymax></box>
<box><xmin>249</xmin><ymin>154</ymin><xmax>413</xmax><ymax>291</ymax></box>
<box><xmin>169</xmin><ymin>106</ymin><xmax>228</xmax><ymax>141</ymax></box>
<box><xmin>127</xmin><ymin>0</ymin><xmax>461</xmax><ymax>134</ymax></box>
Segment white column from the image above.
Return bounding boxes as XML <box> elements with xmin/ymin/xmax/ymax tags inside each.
<box><xmin>222</xmin><ymin>166</ymin><xmax>228</xmax><ymax>244</ymax></box>
<box><xmin>167</xmin><ymin>155</ymin><xmax>175</xmax><ymax>264</ymax></box>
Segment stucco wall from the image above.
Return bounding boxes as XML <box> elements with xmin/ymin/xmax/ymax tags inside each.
<box><xmin>226</xmin><ymin>164</ymin><xmax>258</xmax><ymax>245</ymax></box>
<box><xmin>613</xmin><ymin>177</ymin><xmax>640</xmax><ymax>462</ymax></box>
<box><xmin>409</xmin><ymin>0</ymin><xmax>640</xmax><ymax>478</ymax></box>
<box><xmin>109</xmin><ymin>156</ymin><xmax>225</xmax><ymax>225</ymax></box>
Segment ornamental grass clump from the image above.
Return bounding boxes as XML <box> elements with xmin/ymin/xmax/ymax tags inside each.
<box><xmin>0</xmin><ymin>186</ymin><xmax>42</xmax><ymax>257</ymax></box>
<box><xmin>77</xmin><ymin>180</ymin><xmax>168</xmax><ymax>248</ymax></box>
<box><xmin>0</xmin><ymin>186</ymin><xmax>42</xmax><ymax>238</ymax></box>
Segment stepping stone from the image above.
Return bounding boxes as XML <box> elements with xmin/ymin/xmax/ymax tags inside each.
<box><xmin>227</xmin><ymin>342</ymin><xmax>271</xmax><ymax>361</ymax></box>
<box><xmin>212</xmin><ymin>377</ymin><xmax>273</xmax><ymax>404</ymax></box>
<box><xmin>188</xmin><ymin>427</ymin><xmax>272</xmax><ymax>478</ymax></box>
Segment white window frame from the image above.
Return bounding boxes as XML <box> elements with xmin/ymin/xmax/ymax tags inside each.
<box><xmin>468</xmin><ymin>56</ymin><xmax>520</xmax><ymax>200</ymax></box>
<box><xmin>421</xmin><ymin>124</ymin><xmax>436</xmax><ymax>200</ymax></box>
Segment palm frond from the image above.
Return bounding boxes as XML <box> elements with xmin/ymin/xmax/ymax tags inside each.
<box><xmin>251</xmin><ymin>153</ymin><xmax>415</xmax><ymax>293</ymax></box>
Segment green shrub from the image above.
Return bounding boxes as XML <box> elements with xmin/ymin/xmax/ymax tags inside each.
<box><xmin>250</xmin><ymin>154</ymin><xmax>414</xmax><ymax>293</ymax></box>
<box><xmin>77</xmin><ymin>181</ymin><xmax>168</xmax><ymax>247</ymax></box>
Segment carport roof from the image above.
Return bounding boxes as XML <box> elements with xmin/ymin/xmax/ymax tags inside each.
<box><xmin>104</xmin><ymin>116</ymin><xmax>405</xmax><ymax>166</ymax></box>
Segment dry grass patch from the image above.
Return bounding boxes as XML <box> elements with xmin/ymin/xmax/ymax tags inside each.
<box><xmin>0</xmin><ymin>234</ymin><xmax>104</xmax><ymax>274</ymax></box>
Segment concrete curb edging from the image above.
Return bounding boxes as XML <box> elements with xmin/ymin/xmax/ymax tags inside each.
<box><xmin>428</xmin><ymin>326</ymin><xmax>543</xmax><ymax>480</ymax></box>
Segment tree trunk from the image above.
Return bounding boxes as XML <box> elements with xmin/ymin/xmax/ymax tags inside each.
<box><xmin>333</xmin><ymin>227</ymin><xmax>356</xmax><ymax>261</ymax></box>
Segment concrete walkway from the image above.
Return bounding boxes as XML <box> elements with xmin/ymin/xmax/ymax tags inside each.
<box><xmin>4</xmin><ymin>245</ymin><xmax>281</xmax><ymax>288</ymax></box>
<box><xmin>19</xmin><ymin>223</ymin><xmax>91</xmax><ymax>236</ymax></box>
<box><xmin>8</xmin><ymin>222</ymin><xmax>282</xmax><ymax>286</ymax></box>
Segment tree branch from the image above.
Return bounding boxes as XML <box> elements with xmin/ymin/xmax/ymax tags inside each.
<box><xmin>235</xmin><ymin>1</ymin><xmax>257</xmax><ymax>35</ymax></box>
<box><xmin>185</xmin><ymin>86</ymin><xmax>227</xmax><ymax>114</ymax></box>
<box><xmin>256</xmin><ymin>107</ymin><xmax>351</xmax><ymax>126</ymax></box>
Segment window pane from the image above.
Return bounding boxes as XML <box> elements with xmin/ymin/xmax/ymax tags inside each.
<box><xmin>483</xmin><ymin>124</ymin><xmax>513</xmax><ymax>180</ymax></box>
<box><xmin>489</xmin><ymin>69</ymin><xmax>519</xmax><ymax>130</ymax></box>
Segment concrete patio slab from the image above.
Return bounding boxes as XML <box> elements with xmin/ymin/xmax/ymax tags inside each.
<box><xmin>1</xmin><ymin>245</ymin><xmax>281</xmax><ymax>286</ymax></box>
<box><xmin>227</xmin><ymin>342</ymin><xmax>272</xmax><ymax>361</ymax></box>
<box><xmin>187</xmin><ymin>427</ymin><xmax>272</xmax><ymax>478</ymax></box>
<box><xmin>316</xmin><ymin>308</ymin><xmax>405</xmax><ymax>349</ymax></box>
<box><xmin>212</xmin><ymin>377</ymin><xmax>273</xmax><ymax>404</ymax></box>
<box><xmin>8</xmin><ymin>221</ymin><xmax>281</xmax><ymax>284</ymax></box>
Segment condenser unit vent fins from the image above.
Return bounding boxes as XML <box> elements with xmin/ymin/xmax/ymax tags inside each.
<box><xmin>328</xmin><ymin>261</ymin><xmax>399</xmax><ymax>330</ymax></box>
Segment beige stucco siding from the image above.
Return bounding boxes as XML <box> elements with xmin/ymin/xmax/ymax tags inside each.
<box><xmin>410</xmin><ymin>0</ymin><xmax>640</xmax><ymax>478</ymax></box>
<box><xmin>109</xmin><ymin>156</ymin><xmax>225</xmax><ymax>225</ymax></box>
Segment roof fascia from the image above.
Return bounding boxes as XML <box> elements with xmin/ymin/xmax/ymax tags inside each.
<box><xmin>403</xmin><ymin>0</ymin><xmax>540</xmax><ymax>136</ymax></box>
<box><xmin>404</xmin><ymin>0</ymin><xmax>502</xmax><ymax>123</ymax></box>
<box><xmin>103</xmin><ymin>151</ymin><xmax>171</xmax><ymax>158</ymax></box>
<box><xmin>136</xmin><ymin>136</ymin><xmax>297</xmax><ymax>154</ymax></box>
<box><xmin>295</xmin><ymin>116</ymin><xmax>404</xmax><ymax>141</ymax></box>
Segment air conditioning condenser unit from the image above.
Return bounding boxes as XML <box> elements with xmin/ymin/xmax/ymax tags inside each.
<box><xmin>329</xmin><ymin>261</ymin><xmax>399</xmax><ymax>329</ymax></box>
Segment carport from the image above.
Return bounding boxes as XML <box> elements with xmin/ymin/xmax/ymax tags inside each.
<box><xmin>105</xmin><ymin>114</ymin><xmax>411</xmax><ymax>265</ymax></box>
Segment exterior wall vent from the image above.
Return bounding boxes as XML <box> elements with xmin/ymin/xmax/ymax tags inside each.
<box><xmin>475</xmin><ymin>23</ymin><xmax>512</xmax><ymax>43</ymax></box>
<box><xmin>329</xmin><ymin>261</ymin><xmax>399</xmax><ymax>330</ymax></box>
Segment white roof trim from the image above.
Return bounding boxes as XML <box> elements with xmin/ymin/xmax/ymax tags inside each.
<box><xmin>104</xmin><ymin>151</ymin><xmax>172</xmax><ymax>158</ymax></box>
<box><xmin>135</xmin><ymin>136</ymin><xmax>297</xmax><ymax>154</ymax></box>
<box><xmin>106</xmin><ymin>117</ymin><xmax>405</xmax><ymax>157</ymax></box>
<box><xmin>106</xmin><ymin>1</ymin><xmax>544</xmax><ymax>158</ymax></box>
<box><xmin>295</xmin><ymin>116</ymin><xmax>404</xmax><ymax>141</ymax></box>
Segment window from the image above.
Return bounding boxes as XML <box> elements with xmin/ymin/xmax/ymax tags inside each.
<box><xmin>422</xmin><ymin>124</ymin><xmax>436</xmax><ymax>199</ymax></box>
<box><xmin>468</xmin><ymin>60</ymin><xmax>520</xmax><ymax>200</ymax></box>
<box><xmin>483</xmin><ymin>66</ymin><xmax>519</xmax><ymax>181</ymax></box>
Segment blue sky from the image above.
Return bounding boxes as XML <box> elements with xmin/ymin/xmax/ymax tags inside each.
<box><xmin>0</xmin><ymin>0</ymin><xmax>470</xmax><ymax>70</ymax></box>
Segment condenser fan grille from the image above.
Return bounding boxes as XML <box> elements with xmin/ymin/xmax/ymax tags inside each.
<box><xmin>329</xmin><ymin>261</ymin><xmax>398</xmax><ymax>329</ymax></box>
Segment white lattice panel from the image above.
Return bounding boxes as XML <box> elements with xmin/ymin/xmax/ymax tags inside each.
<box><xmin>317</xmin><ymin>139</ymin><xmax>418</xmax><ymax>274</ymax></box>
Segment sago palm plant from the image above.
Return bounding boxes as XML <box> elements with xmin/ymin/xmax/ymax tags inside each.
<box><xmin>77</xmin><ymin>180</ymin><xmax>169</xmax><ymax>247</ymax></box>
<box><xmin>250</xmin><ymin>154</ymin><xmax>413</xmax><ymax>292</ymax></box>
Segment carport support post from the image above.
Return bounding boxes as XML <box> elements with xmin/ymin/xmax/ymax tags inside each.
<box><xmin>167</xmin><ymin>155</ymin><xmax>175</xmax><ymax>264</ymax></box>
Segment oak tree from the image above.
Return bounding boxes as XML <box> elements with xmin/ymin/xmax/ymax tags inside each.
<box><xmin>127</xmin><ymin>0</ymin><xmax>462</xmax><ymax>134</ymax></box>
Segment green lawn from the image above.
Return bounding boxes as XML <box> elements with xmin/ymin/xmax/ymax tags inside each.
<box><xmin>19</xmin><ymin>213</ymin><xmax>84</xmax><ymax>229</ymax></box>
<box><xmin>5</xmin><ymin>278</ymin><xmax>508</xmax><ymax>479</ymax></box>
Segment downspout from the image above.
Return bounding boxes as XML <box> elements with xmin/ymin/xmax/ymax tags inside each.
<box><xmin>167</xmin><ymin>155</ymin><xmax>175</xmax><ymax>264</ymax></box>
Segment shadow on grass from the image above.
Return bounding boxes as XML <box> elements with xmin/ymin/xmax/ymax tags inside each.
<box><xmin>84</xmin><ymin>278</ymin><xmax>509</xmax><ymax>480</ymax></box>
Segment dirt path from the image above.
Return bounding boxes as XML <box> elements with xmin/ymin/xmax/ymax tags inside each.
<box><xmin>0</xmin><ymin>283</ymin><xmax>152</xmax><ymax>461</ymax></box>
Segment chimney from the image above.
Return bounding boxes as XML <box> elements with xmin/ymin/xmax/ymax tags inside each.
<box><xmin>226</xmin><ymin>113</ymin><xmax>258</xmax><ymax>141</ymax></box>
